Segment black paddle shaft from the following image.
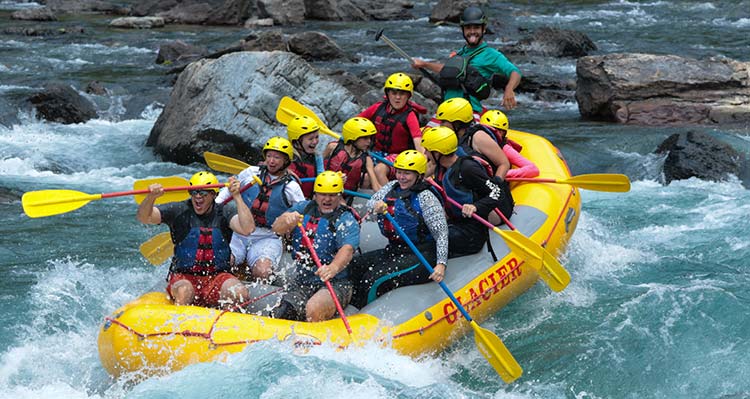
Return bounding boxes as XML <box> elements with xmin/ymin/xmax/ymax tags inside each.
<box><xmin>375</xmin><ymin>29</ymin><xmax>439</xmax><ymax>84</ymax></box>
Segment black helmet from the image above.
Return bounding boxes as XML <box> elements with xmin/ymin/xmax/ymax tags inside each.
<box><xmin>460</xmin><ymin>6</ymin><xmax>488</xmax><ymax>26</ymax></box>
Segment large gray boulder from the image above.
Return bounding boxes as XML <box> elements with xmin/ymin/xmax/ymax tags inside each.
<box><xmin>576</xmin><ymin>53</ymin><xmax>750</xmax><ymax>125</ymax></box>
<box><xmin>655</xmin><ymin>131</ymin><xmax>743</xmax><ymax>184</ymax></box>
<box><xmin>147</xmin><ymin>51</ymin><xmax>359</xmax><ymax>165</ymax></box>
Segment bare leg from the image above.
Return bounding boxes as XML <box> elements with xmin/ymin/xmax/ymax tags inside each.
<box><xmin>219</xmin><ymin>277</ymin><xmax>249</xmax><ymax>308</ymax></box>
<box><xmin>374</xmin><ymin>163</ymin><xmax>390</xmax><ymax>187</ymax></box>
<box><xmin>251</xmin><ymin>257</ymin><xmax>274</xmax><ymax>281</ymax></box>
<box><xmin>487</xmin><ymin>212</ymin><xmax>502</xmax><ymax>226</ymax></box>
<box><xmin>170</xmin><ymin>279</ymin><xmax>195</xmax><ymax>305</ymax></box>
<box><xmin>304</xmin><ymin>289</ymin><xmax>338</xmax><ymax>322</ymax></box>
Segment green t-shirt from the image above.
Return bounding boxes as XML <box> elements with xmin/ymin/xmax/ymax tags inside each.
<box><xmin>443</xmin><ymin>42</ymin><xmax>521</xmax><ymax>112</ymax></box>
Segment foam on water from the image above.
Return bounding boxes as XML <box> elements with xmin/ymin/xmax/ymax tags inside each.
<box><xmin>122</xmin><ymin>338</ymin><xmax>486</xmax><ymax>399</ymax></box>
<box><xmin>712</xmin><ymin>17</ymin><xmax>750</xmax><ymax>28</ymax></box>
<box><xmin>0</xmin><ymin>116</ymin><xmax>191</xmax><ymax>190</ymax></box>
<box><xmin>0</xmin><ymin>256</ymin><xmax>162</xmax><ymax>399</ymax></box>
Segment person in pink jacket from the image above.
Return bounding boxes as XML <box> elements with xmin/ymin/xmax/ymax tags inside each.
<box><xmin>478</xmin><ymin>110</ymin><xmax>539</xmax><ymax>179</ymax></box>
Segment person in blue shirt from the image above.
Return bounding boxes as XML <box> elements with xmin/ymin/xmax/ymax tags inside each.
<box><xmin>271</xmin><ymin>171</ymin><xmax>360</xmax><ymax>321</ymax></box>
<box><xmin>412</xmin><ymin>6</ymin><xmax>522</xmax><ymax>113</ymax></box>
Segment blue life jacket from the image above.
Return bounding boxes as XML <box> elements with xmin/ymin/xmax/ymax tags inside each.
<box><xmin>241</xmin><ymin>167</ymin><xmax>296</xmax><ymax>227</ymax></box>
<box><xmin>292</xmin><ymin>202</ymin><xmax>351</xmax><ymax>284</ymax></box>
<box><xmin>172</xmin><ymin>206</ymin><xmax>232</xmax><ymax>275</ymax></box>
<box><xmin>378</xmin><ymin>182</ymin><xmax>435</xmax><ymax>245</ymax></box>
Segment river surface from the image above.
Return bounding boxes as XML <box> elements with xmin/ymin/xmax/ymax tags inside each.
<box><xmin>1</xmin><ymin>1</ymin><xmax>749</xmax><ymax>398</ymax></box>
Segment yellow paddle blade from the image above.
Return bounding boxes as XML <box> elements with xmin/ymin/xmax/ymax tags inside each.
<box><xmin>22</xmin><ymin>189</ymin><xmax>102</xmax><ymax>218</ymax></box>
<box><xmin>275</xmin><ymin>97</ymin><xmax>298</xmax><ymax>126</ymax></box>
<box><xmin>139</xmin><ymin>231</ymin><xmax>174</xmax><ymax>265</ymax></box>
<box><xmin>471</xmin><ymin>321</ymin><xmax>523</xmax><ymax>383</ymax></box>
<box><xmin>133</xmin><ymin>176</ymin><xmax>190</xmax><ymax>205</ymax></box>
<box><xmin>204</xmin><ymin>151</ymin><xmax>250</xmax><ymax>175</ymax></box>
<box><xmin>276</xmin><ymin>97</ymin><xmax>341</xmax><ymax>139</ymax></box>
<box><xmin>496</xmin><ymin>228</ymin><xmax>570</xmax><ymax>292</ymax></box>
<box><xmin>562</xmin><ymin>173</ymin><xmax>631</xmax><ymax>192</ymax></box>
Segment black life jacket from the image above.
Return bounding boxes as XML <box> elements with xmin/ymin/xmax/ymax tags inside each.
<box><xmin>438</xmin><ymin>47</ymin><xmax>492</xmax><ymax>100</ymax></box>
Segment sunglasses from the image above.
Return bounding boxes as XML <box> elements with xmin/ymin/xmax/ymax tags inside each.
<box><xmin>190</xmin><ymin>189</ymin><xmax>214</xmax><ymax>197</ymax></box>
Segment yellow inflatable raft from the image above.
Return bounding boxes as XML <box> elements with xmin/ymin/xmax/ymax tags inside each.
<box><xmin>98</xmin><ymin>129</ymin><xmax>582</xmax><ymax>378</ymax></box>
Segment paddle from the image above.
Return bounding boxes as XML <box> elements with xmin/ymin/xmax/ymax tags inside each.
<box><xmin>427</xmin><ymin>179</ymin><xmax>569</xmax><ymax>292</ymax></box>
<box><xmin>381</xmin><ymin>211</ymin><xmax>522</xmax><ymax>383</ymax></box>
<box><xmin>205</xmin><ymin>151</ymin><xmax>373</xmax><ymax>200</ymax></box>
<box><xmin>506</xmin><ymin>173</ymin><xmax>631</xmax><ymax>193</ymax></box>
<box><xmin>275</xmin><ymin>97</ymin><xmax>394</xmax><ymax>167</ymax></box>
<box><xmin>132</xmin><ymin>176</ymin><xmax>225</xmax><ymax>204</ymax></box>
<box><xmin>374</xmin><ymin>29</ymin><xmax>439</xmax><ymax>85</ymax></box>
<box><xmin>139</xmin><ymin>231</ymin><xmax>173</xmax><ymax>265</ymax></box>
<box><xmin>22</xmin><ymin>177</ymin><xmax>224</xmax><ymax>218</ymax></box>
<box><xmin>276</xmin><ymin>96</ymin><xmax>341</xmax><ymax>140</ymax></box>
<box><xmin>138</xmin><ymin>175</ymin><xmax>263</xmax><ymax>265</ymax></box>
<box><xmin>203</xmin><ymin>151</ymin><xmax>251</xmax><ymax>176</ymax></box>
<box><xmin>296</xmin><ymin>222</ymin><xmax>355</xmax><ymax>338</ymax></box>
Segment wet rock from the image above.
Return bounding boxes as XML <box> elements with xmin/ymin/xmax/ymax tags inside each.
<box><xmin>508</xmin><ymin>27</ymin><xmax>596</xmax><ymax>58</ymax></box>
<box><xmin>85</xmin><ymin>80</ymin><xmax>108</xmax><ymax>95</ymax></box>
<box><xmin>307</xmin><ymin>0</ymin><xmax>415</xmax><ymax>21</ymax></box>
<box><xmin>11</xmin><ymin>7</ymin><xmax>58</xmax><ymax>21</ymax></box>
<box><xmin>43</xmin><ymin>0</ymin><xmax>126</xmax><ymax>14</ymax></box>
<box><xmin>429</xmin><ymin>0</ymin><xmax>488</xmax><ymax>24</ymax></box>
<box><xmin>655</xmin><ymin>131</ymin><xmax>742</xmax><ymax>184</ymax></box>
<box><xmin>414</xmin><ymin>74</ymin><xmax>443</xmax><ymax>104</ymax></box>
<box><xmin>287</xmin><ymin>31</ymin><xmax>360</xmax><ymax>62</ymax></box>
<box><xmin>131</xmin><ymin>0</ymin><xmax>253</xmax><ymax>25</ymax></box>
<box><xmin>28</xmin><ymin>83</ymin><xmax>97</xmax><ymax>124</ymax></box>
<box><xmin>258</xmin><ymin>0</ymin><xmax>305</xmax><ymax>24</ymax></box>
<box><xmin>156</xmin><ymin>40</ymin><xmax>208</xmax><ymax>65</ymax></box>
<box><xmin>240</xmin><ymin>31</ymin><xmax>287</xmax><ymax>52</ymax></box>
<box><xmin>576</xmin><ymin>53</ymin><xmax>750</xmax><ymax>125</ymax></box>
<box><xmin>147</xmin><ymin>51</ymin><xmax>359</xmax><ymax>165</ymax></box>
<box><xmin>322</xmin><ymin>69</ymin><xmax>374</xmax><ymax>106</ymax></box>
<box><xmin>109</xmin><ymin>16</ymin><xmax>165</xmax><ymax>29</ymax></box>
<box><xmin>0</xmin><ymin>187</ymin><xmax>21</xmax><ymax>205</ymax></box>
<box><xmin>243</xmin><ymin>18</ymin><xmax>275</xmax><ymax>28</ymax></box>
<box><xmin>2</xmin><ymin>26</ymin><xmax>85</xmax><ymax>36</ymax></box>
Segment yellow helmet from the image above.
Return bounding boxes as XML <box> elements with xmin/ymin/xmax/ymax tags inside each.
<box><xmin>189</xmin><ymin>171</ymin><xmax>219</xmax><ymax>193</ymax></box>
<box><xmin>314</xmin><ymin>171</ymin><xmax>344</xmax><ymax>194</ymax></box>
<box><xmin>342</xmin><ymin>117</ymin><xmax>377</xmax><ymax>143</ymax></box>
<box><xmin>287</xmin><ymin>115</ymin><xmax>320</xmax><ymax>141</ymax></box>
<box><xmin>421</xmin><ymin>126</ymin><xmax>458</xmax><ymax>155</ymax></box>
<box><xmin>436</xmin><ymin>97</ymin><xmax>473</xmax><ymax>123</ymax></box>
<box><xmin>383</xmin><ymin>72</ymin><xmax>413</xmax><ymax>94</ymax></box>
<box><xmin>263</xmin><ymin>136</ymin><xmax>293</xmax><ymax>160</ymax></box>
<box><xmin>480</xmin><ymin>110</ymin><xmax>509</xmax><ymax>131</ymax></box>
<box><xmin>393</xmin><ymin>150</ymin><xmax>427</xmax><ymax>175</ymax></box>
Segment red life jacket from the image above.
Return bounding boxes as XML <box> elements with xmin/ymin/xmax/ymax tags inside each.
<box><xmin>370</xmin><ymin>99</ymin><xmax>427</xmax><ymax>154</ymax></box>
<box><xmin>290</xmin><ymin>152</ymin><xmax>317</xmax><ymax>198</ymax></box>
<box><xmin>325</xmin><ymin>140</ymin><xmax>367</xmax><ymax>191</ymax></box>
